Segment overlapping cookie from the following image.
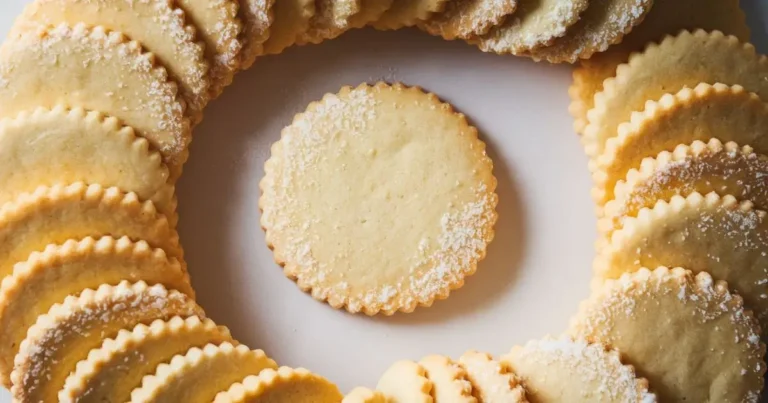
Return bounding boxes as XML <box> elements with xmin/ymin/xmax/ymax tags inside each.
<box><xmin>213</xmin><ymin>366</ymin><xmax>342</xmax><ymax>403</ymax></box>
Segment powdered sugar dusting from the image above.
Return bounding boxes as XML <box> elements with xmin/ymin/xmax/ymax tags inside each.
<box><xmin>422</xmin><ymin>0</ymin><xmax>518</xmax><ymax>40</ymax></box>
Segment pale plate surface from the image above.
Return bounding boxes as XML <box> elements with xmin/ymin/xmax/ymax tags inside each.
<box><xmin>0</xmin><ymin>1</ymin><xmax>765</xmax><ymax>398</ymax></box>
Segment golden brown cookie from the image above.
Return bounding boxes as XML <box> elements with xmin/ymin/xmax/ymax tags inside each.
<box><xmin>458</xmin><ymin>351</ymin><xmax>526</xmax><ymax>402</ymax></box>
<box><xmin>419</xmin><ymin>0</ymin><xmax>518</xmax><ymax>40</ymax></box>
<box><xmin>213</xmin><ymin>366</ymin><xmax>343</xmax><ymax>402</ymax></box>
<box><xmin>239</xmin><ymin>0</ymin><xmax>277</xmax><ymax>68</ymax></box>
<box><xmin>371</xmin><ymin>0</ymin><xmax>449</xmax><ymax>30</ymax></box>
<box><xmin>296</xmin><ymin>0</ymin><xmax>362</xmax><ymax>45</ymax></box>
<box><xmin>262</xmin><ymin>0</ymin><xmax>316</xmax><ymax>55</ymax></box>
<box><xmin>343</xmin><ymin>387</ymin><xmax>389</xmax><ymax>403</ymax></box>
<box><xmin>376</xmin><ymin>360</ymin><xmax>433</xmax><ymax>402</ymax></box>
<box><xmin>348</xmin><ymin>0</ymin><xmax>396</xmax><ymax>29</ymax></box>
<box><xmin>419</xmin><ymin>355</ymin><xmax>475</xmax><ymax>402</ymax></box>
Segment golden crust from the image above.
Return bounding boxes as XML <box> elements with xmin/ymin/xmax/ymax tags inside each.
<box><xmin>213</xmin><ymin>366</ymin><xmax>342</xmax><ymax>402</ymax></box>
<box><xmin>418</xmin><ymin>0</ymin><xmax>518</xmax><ymax>40</ymax></box>
<box><xmin>239</xmin><ymin>0</ymin><xmax>276</xmax><ymax>69</ymax></box>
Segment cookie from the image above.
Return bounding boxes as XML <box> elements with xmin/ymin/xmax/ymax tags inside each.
<box><xmin>583</xmin><ymin>30</ymin><xmax>768</xmax><ymax>160</ymax></box>
<box><xmin>17</xmin><ymin>0</ymin><xmax>210</xmax><ymax>121</ymax></box>
<box><xmin>591</xmin><ymin>83</ymin><xmax>768</xmax><ymax>207</ymax></box>
<box><xmin>60</xmin><ymin>316</ymin><xmax>233</xmax><ymax>403</ymax></box>
<box><xmin>0</xmin><ymin>183</ymin><xmax>181</xmax><ymax>285</ymax></box>
<box><xmin>348</xmin><ymin>0</ymin><xmax>395</xmax><ymax>29</ymax></box>
<box><xmin>597</xmin><ymin>192</ymin><xmax>768</xmax><ymax>329</ymax></box>
<box><xmin>129</xmin><ymin>342</ymin><xmax>277</xmax><ymax>403</ymax></box>
<box><xmin>262</xmin><ymin>0</ymin><xmax>316</xmax><ymax>55</ymax></box>
<box><xmin>525</xmin><ymin>0</ymin><xmax>652</xmax><ymax>63</ymax></box>
<box><xmin>10</xmin><ymin>281</ymin><xmax>203</xmax><ymax>403</ymax></box>
<box><xmin>176</xmin><ymin>0</ymin><xmax>243</xmax><ymax>97</ymax></box>
<box><xmin>239</xmin><ymin>0</ymin><xmax>276</xmax><ymax>69</ymax></box>
<box><xmin>213</xmin><ymin>366</ymin><xmax>343</xmax><ymax>403</ymax></box>
<box><xmin>0</xmin><ymin>23</ymin><xmax>190</xmax><ymax>170</ymax></box>
<box><xmin>260</xmin><ymin>82</ymin><xmax>498</xmax><ymax>315</ymax></box>
<box><xmin>418</xmin><ymin>0</ymin><xmax>518</xmax><ymax>41</ymax></box>
<box><xmin>472</xmin><ymin>0</ymin><xmax>589</xmax><ymax>54</ymax></box>
<box><xmin>376</xmin><ymin>360</ymin><xmax>433</xmax><ymax>403</ymax></box>
<box><xmin>501</xmin><ymin>336</ymin><xmax>655</xmax><ymax>402</ymax></box>
<box><xmin>458</xmin><ymin>351</ymin><xmax>526</xmax><ymax>402</ymax></box>
<box><xmin>0</xmin><ymin>236</ymin><xmax>192</xmax><ymax>387</ymax></box>
<box><xmin>343</xmin><ymin>387</ymin><xmax>389</xmax><ymax>403</ymax></box>
<box><xmin>570</xmin><ymin>267</ymin><xmax>765</xmax><ymax>402</ymax></box>
<box><xmin>418</xmin><ymin>355</ymin><xmax>475</xmax><ymax>403</ymax></box>
<box><xmin>0</xmin><ymin>106</ymin><xmax>176</xmax><ymax>219</ymax></box>
<box><xmin>371</xmin><ymin>0</ymin><xmax>448</xmax><ymax>30</ymax></box>
<box><xmin>296</xmin><ymin>0</ymin><xmax>361</xmax><ymax>45</ymax></box>
<box><xmin>569</xmin><ymin>0</ymin><xmax>749</xmax><ymax>134</ymax></box>
<box><xmin>602</xmin><ymin>139</ymin><xmax>768</xmax><ymax>234</ymax></box>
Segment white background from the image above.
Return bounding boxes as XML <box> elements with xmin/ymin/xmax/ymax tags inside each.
<box><xmin>0</xmin><ymin>1</ymin><xmax>766</xmax><ymax>399</ymax></box>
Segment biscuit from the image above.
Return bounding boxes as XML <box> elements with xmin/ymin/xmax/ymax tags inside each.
<box><xmin>418</xmin><ymin>355</ymin><xmax>475</xmax><ymax>402</ymax></box>
<box><xmin>239</xmin><ymin>0</ymin><xmax>276</xmax><ymax>68</ymax></box>
<box><xmin>348</xmin><ymin>0</ymin><xmax>396</xmax><ymax>29</ymax></box>
<box><xmin>296</xmin><ymin>0</ymin><xmax>362</xmax><ymax>45</ymax></box>
<box><xmin>419</xmin><ymin>0</ymin><xmax>518</xmax><ymax>40</ymax></box>
<box><xmin>343</xmin><ymin>387</ymin><xmax>389</xmax><ymax>403</ymax></box>
<box><xmin>213</xmin><ymin>366</ymin><xmax>343</xmax><ymax>403</ymax></box>
<box><xmin>376</xmin><ymin>360</ymin><xmax>433</xmax><ymax>403</ymax></box>
<box><xmin>458</xmin><ymin>350</ymin><xmax>526</xmax><ymax>402</ymax></box>
<box><xmin>262</xmin><ymin>0</ymin><xmax>316</xmax><ymax>55</ymax></box>
<box><xmin>371</xmin><ymin>0</ymin><xmax>448</xmax><ymax>30</ymax></box>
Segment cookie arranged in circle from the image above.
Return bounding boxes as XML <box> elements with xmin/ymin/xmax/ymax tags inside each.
<box><xmin>418</xmin><ymin>355</ymin><xmax>475</xmax><ymax>402</ymax></box>
<box><xmin>348</xmin><ymin>0</ymin><xmax>396</xmax><ymax>29</ymax></box>
<box><xmin>458</xmin><ymin>350</ymin><xmax>526</xmax><ymax>402</ymax></box>
<box><xmin>596</xmin><ymin>192</ymin><xmax>768</xmax><ymax>327</ymax></box>
<box><xmin>129</xmin><ymin>342</ymin><xmax>277</xmax><ymax>403</ymax></box>
<box><xmin>10</xmin><ymin>281</ymin><xmax>203</xmax><ymax>403</ymax></box>
<box><xmin>0</xmin><ymin>106</ymin><xmax>175</xmax><ymax>219</ymax></box>
<box><xmin>0</xmin><ymin>23</ymin><xmax>191</xmax><ymax>170</ymax></box>
<box><xmin>525</xmin><ymin>0</ymin><xmax>653</xmax><ymax>63</ymax></box>
<box><xmin>501</xmin><ymin>336</ymin><xmax>656</xmax><ymax>402</ymax></box>
<box><xmin>371</xmin><ymin>0</ymin><xmax>449</xmax><ymax>30</ymax></box>
<box><xmin>473</xmin><ymin>0</ymin><xmax>589</xmax><ymax>54</ymax></box>
<box><xmin>591</xmin><ymin>83</ymin><xmax>768</xmax><ymax>207</ymax></box>
<box><xmin>570</xmin><ymin>267</ymin><xmax>765</xmax><ymax>402</ymax></box>
<box><xmin>17</xmin><ymin>0</ymin><xmax>210</xmax><ymax>120</ymax></box>
<box><xmin>583</xmin><ymin>30</ymin><xmax>768</xmax><ymax>160</ymax></box>
<box><xmin>296</xmin><ymin>0</ymin><xmax>361</xmax><ymax>45</ymax></box>
<box><xmin>376</xmin><ymin>360</ymin><xmax>433</xmax><ymax>402</ymax></box>
<box><xmin>569</xmin><ymin>0</ymin><xmax>750</xmax><ymax>133</ymax></box>
<box><xmin>239</xmin><ymin>0</ymin><xmax>276</xmax><ymax>69</ymax></box>
<box><xmin>343</xmin><ymin>387</ymin><xmax>389</xmax><ymax>403</ymax></box>
<box><xmin>61</xmin><ymin>316</ymin><xmax>233</xmax><ymax>403</ymax></box>
<box><xmin>419</xmin><ymin>0</ymin><xmax>518</xmax><ymax>40</ymax></box>
<box><xmin>260</xmin><ymin>82</ymin><xmax>498</xmax><ymax>315</ymax></box>
<box><xmin>262</xmin><ymin>0</ymin><xmax>316</xmax><ymax>55</ymax></box>
<box><xmin>0</xmin><ymin>236</ymin><xmax>192</xmax><ymax>387</ymax></box>
<box><xmin>213</xmin><ymin>366</ymin><xmax>343</xmax><ymax>403</ymax></box>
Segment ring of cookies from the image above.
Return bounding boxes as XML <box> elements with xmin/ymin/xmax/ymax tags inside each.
<box><xmin>0</xmin><ymin>0</ymin><xmax>765</xmax><ymax>402</ymax></box>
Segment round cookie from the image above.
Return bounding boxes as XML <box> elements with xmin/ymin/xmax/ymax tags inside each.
<box><xmin>418</xmin><ymin>355</ymin><xmax>475</xmax><ymax>402</ymax></box>
<box><xmin>343</xmin><ymin>387</ymin><xmax>389</xmax><ymax>403</ymax></box>
<box><xmin>472</xmin><ymin>0</ymin><xmax>589</xmax><ymax>54</ymax></box>
<box><xmin>296</xmin><ymin>0</ymin><xmax>362</xmax><ymax>45</ymax></box>
<box><xmin>129</xmin><ymin>342</ymin><xmax>277</xmax><ymax>403</ymax></box>
<box><xmin>213</xmin><ymin>367</ymin><xmax>343</xmax><ymax>403</ymax></box>
<box><xmin>582</xmin><ymin>30</ymin><xmax>768</xmax><ymax>160</ymax></box>
<box><xmin>371</xmin><ymin>0</ymin><xmax>449</xmax><ymax>30</ymax></box>
<box><xmin>239</xmin><ymin>0</ymin><xmax>276</xmax><ymax>69</ymax></box>
<box><xmin>260</xmin><ymin>82</ymin><xmax>498</xmax><ymax>315</ymax></box>
<box><xmin>348</xmin><ymin>0</ymin><xmax>396</xmax><ymax>29</ymax></box>
<box><xmin>10</xmin><ymin>281</ymin><xmax>203</xmax><ymax>403</ymax></box>
<box><xmin>501</xmin><ymin>336</ymin><xmax>656</xmax><ymax>402</ymax></box>
<box><xmin>458</xmin><ymin>351</ymin><xmax>526</xmax><ymax>402</ymax></box>
<box><xmin>570</xmin><ymin>267</ymin><xmax>765</xmax><ymax>402</ymax></box>
<box><xmin>525</xmin><ymin>0</ymin><xmax>653</xmax><ymax>63</ymax></box>
<box><xmin>61</xmin><ymin>316</ymin><xmax>233</xmax><ymax>403</ymax></box>
<box><xmin>0</xmin><ymin>236</ymin><xmax>192</xmax><ymax>387</ymax></box>
<box><xmin>16</xmin><ymin>0</ymin><xmax>210</xmax><ymax>121</ymax></box>
<box><xmin>376</xmin><ymin>360</ymin><xmax>433</xmax><ymax>403</ymax></box>
<box><xmin>0</xmin><ymin>23</ymin><xmax>190</xmax><ymax>170</ymax></box>
<box><xmin>596</xmin><ymin>192</ymin><xmax>768</xmax><ymax>327</ymax></box>
<box><xmin>0</xmin><ymin>106</ymin><xmax>176</xmax><ymax>220</ymax></box>
<box><xmin>591</xmin><ymin>83</ymin><xmax>768</xmax><ymax>207</ymax></box>
<box><xmin>418</xmin><ymin>0</ymin><xmax>518</xmax><ymax>41</ymax></box>
<box><xmin>262</xmin><ymin>0</ymin><xmax>316</xmax><ymax>55</ymax></box>
<box><xmin>568</xmin><ymin>0</ymin><xmax>750</xmax><ymax>134</ymax></box>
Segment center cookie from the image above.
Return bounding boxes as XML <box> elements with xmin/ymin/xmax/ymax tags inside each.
<box><xmin>260</xmin><ymin>82</ymin><xmax>498</xmax><ymax>315</ymax></box>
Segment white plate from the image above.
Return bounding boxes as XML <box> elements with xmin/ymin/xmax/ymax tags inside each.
<box><xmin>0</xmin><ymin>1</ymin><xmax>766</xmax><ymax>400</ymax></box>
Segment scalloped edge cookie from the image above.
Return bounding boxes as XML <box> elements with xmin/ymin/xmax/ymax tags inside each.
<box><xmin>239</xmin><ymin>0</ymin><xmax>276</xmax><ymax>69</ymax></box>
<box><xmin>296</xmin><ymin>0</ymin><xmax>362</xmax><ymax>45</ymax></box>
<box><xmin>458</xmin><ymin>350</ymin><xmax>526</xmax><ymax>402</ymax></box>
<box><xmin>262</xmin><ymin>0</ymin><xmax>316</xmax><ymax>55</ymax></box>
<box><xmin>371</xmin><ymin>0</ymin><xmax>448</xmax><ymax>30</ymax></box>
<box><xmin>343</xmin><ymin>387</ymin><xmax>389</xmax><ymax>403</ymax></box>
<box><xmin>376</xmin><ymin>360</ymin><xmax>434</xmax><ymax>403</ymax></box>
<box><xmin>348</xmin><ymin>0</ymin><xmax>396</xmax><ymax>29</ymax></box>
<box><xmin>213</xmin><ymin>366</ymin><xmax>342</xmax><ymax>402</ymax></box>
<box><xmin>418</xmin><ymin>0</ymin><xmax>518</xmax><ymax>41</ymax></box>
<box><xmin>419</xmin><ymin>355</ymin><xmax>476</xmax><ymax>403</ymax></box>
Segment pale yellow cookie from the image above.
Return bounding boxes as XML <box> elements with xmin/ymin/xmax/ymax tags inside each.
<box><xmin>570</xmin><ymin>267</ymin><xmax>765</xmax><ymax>402</ymax></box>
<box><xmin>569</xmin><ymin>0</ymin><xmax>750</xmax><ymax>133</ymax></box>
<box><xmin>595</xmin><ymin>192</ymin><xmax>768</xmax><ymax>330</ymax></box>
<box><xmin>526</xmin><ymin>0</ymin><xmax>652</xmax><ymax>63</ymax></box>
<box><xmin>239</xmin><ymin>0</ymin><xmax>276</xmax><ymax>68</ymax></box>
<box><xmin>419</xmin><ymin>355</ymin><xmax>476</xmax><ymax>403</ymax></box>
<box><xmin>472</xmin><ymin>0</ymin><xmax>589</xmax><ymax>54</ymax></box>
<box><xmin>10</xmin><ymin>281</ymin><xmax>203</xmax><ymax>403</ymax></box>
<box><xmin>591</xmin><ymin>83</ymin><xmax>768</xmax><ymax>207</ymax></box>
<box><xmin>583</xmin><ymin>30</ymin><xmax>768</xmax><ymax>160</ymax></box>
<box><xmin>0</xmin><ymin>23</ymin><xmax>190</xmax><ymax>170</ymax></box>
<box><xmin>348</xmin><ymin>0</ymin><xmax>396</xmax><ymax>29</ymax></box>
<box><xmin>129</xmin><ymin>342</ymin><xmax>277</xmax><ymax>403</ymax></box>
<box><xmin>376</xmin><ymin>360</ymin><xmax>434</xmax><ymax>403</ymax></box>
<box><xmin>419</xmin><ymin>0</ymin><xmax>518</xmax><ymax>40</ymax></box>
<box><xmin>0</xmin><ymin>236</ymin><xmax>192</xmax><ymax>387</ymax></box>
<box><xmin>0</xmin><ymin>106</ymin><xmax>175</xmax><ymax>219</ymax></box>
<box><xmin>296</xmin><ymin>0</ymin><xmax>362</xmax><ymax>45</ymax></box>
<box><xmin>60</xmin><ymin>316</ymin><xmax>233</xmax><ymax>403</ymax></box>
<box><xmin>260</xmin><ymin>83</ymin><xmax>498</xmax><ymax>315</ymax></box>
<box><xmin>0</xmin><ymin>183</ymin><xmax>181</xmax><ymax>285</ymax></box>
<box><xmin>343</xmin><ymin>387</ymin><xmax>389</xmax><ymax>403</ymax></box>
<box><xmin>176</xmin><ymin>0</ymin><xmax>243</xmax><ymax>97</ymax></box>
<box><xmin>213</xmin><ymin>366</ymin><xmax>343</xmax><ymax>403</ymax></box>
<box><xmin>371</xmin><ymin>0</ymin><xmax>448</xmax><ymax>30</ymax></box>
<box><xmin>601</xmin><ymin>139</ymin><xmax>768</xmax><ymax>234</ymax></box>
<box><xmin>262</xmin><ymin>0</ymin><xmax>316</xmax><ymax>55</ymax></box>
<box><xmin>458</xmin><ymin>351</ymin><xmax>526</xmax><ymax>402</ymax></box>
<box><xmin>501</xmin><ymin>336</ymin><xmax>656</xmax><ymax>402</ymax></box>
<box><xmin>17</xmin><ymin>0</ymin><xmax>210</xmax><ymax>120</ymax></box>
